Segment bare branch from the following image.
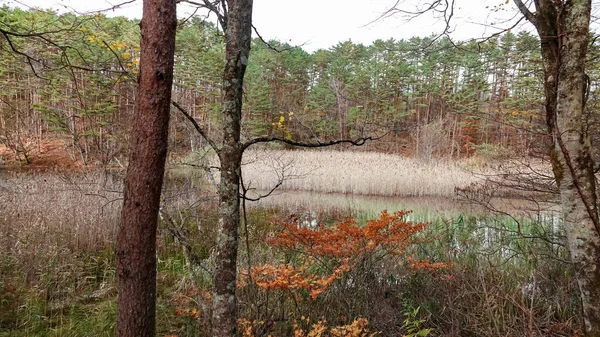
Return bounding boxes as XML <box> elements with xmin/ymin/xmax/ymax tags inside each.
<box><xmin>370</xmin><ymin>0</ymin><xmax>443</xmax><ymax>23</ymax></box>
<box><xmin>240</xmin><ymin>131</ymin><xmax>389</xmax><ymax>152</ymax></box>
<box><xmin>94</xmin><ymin>0</ymin><xmax>138</xmax><ymax>14</ymax></box>
<box><xmin>0</xmin><ymin>14</ymin><xmax>128</xmax><ymax>77</ymax></box>
<box><xmin>368</xmin><ymin>0</ymin><xmax>456</xmax><ymax>51</ymax></box>
<box><xmin>178</xmin><ymin>0</ymin><xmax>228</xmax><ymax>31</ymax></box>
<box><xmin>474</xmin><ymin>15</ymin><xmax>528</xmax><ymax>46</ymax></box>
<box><xmin>171</xmin><ymin>100</ymin><xmax>219</xmax><ymax>153</ymax></box>
<box><xmin>240</xmin><ymin>157</ymin><xmax>289</xmax><ymax>202</ymax></box>
<box><xmin>178</xmin><ymin>6</ymin><xmax>201</xmax><ymax>27</ymax></box>
<box><xmin>251</xmin><ymin>24</ymin><xmax>302</xmax><ymax>53</ymax></box>
<box><xmin>159</xmin><ymin>209</ymin><xmax>212</xmax><ymax>273</ymax></box>
<box><xmin>0</xmin><ymin>29</ymin><xmax>46</xmax><ymax>77</ymax></box>
<box><xmin>99</xmin><ymin>39</ymin><xmax>128</xmax><ymax>73</ymax></box>
<box><xmin>513</xmin><ymin>0</ymin><xmax>537</xmax><ymax>25</ymax></box>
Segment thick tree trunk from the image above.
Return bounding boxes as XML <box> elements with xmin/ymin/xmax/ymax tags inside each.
<box><xmin>116</xmin><ymin>1</ymin><xmax>176</xmax><ymax>336</ymax></box>
<box><xmin>515</xmin><ymin>0</ymin><xmax>600</xmax><ymax>334</ymax></box>
<box><xmin>211</xmin><ymin>0</ymin><xmax>253</xmax><ymax>336</ymax></box>
<box><xmin>553</xmin><ymin>2</ymin><xmax>600</xmax><ymax>334</ymax></box>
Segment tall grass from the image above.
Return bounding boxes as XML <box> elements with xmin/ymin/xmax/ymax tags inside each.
<box><xmin>0</xmin><ymin>158</ymin><xmax>576</xmax><ymax>336</ymax></box>
<box><xmin>0</xmin><ymin>171</ymin><xmax>123</xmax><ymax>335</ymax></box>
<box><xmin>240</xmin><ymin>149</ymin><xmax>484</xmax><ymax>197</ymax></box>
<box><xmin>0</xmin><ymin>171</ymin><xmax>122</xmax><ymax>253</ymax></box>
<box><xmin>0</xmin><ymin>171</ymin><xmax>122</xmax><ymax>256</ymax></box>
<box><xmin>0</xmin><ymin>169</ymin><xmax>224</xmax><ymax>336</ymax></box>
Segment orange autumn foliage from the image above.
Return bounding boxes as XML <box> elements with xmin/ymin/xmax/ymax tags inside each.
<box><xmin>241</xmin><ymin>211</ymin><xmax>434</xmax><ymax>301</ymax></box>
<box><xmin>236</xmin><ymin>211</ymin><xmax>448</xmax><ymax>336</ymax></box>
<box><xmin>329</xmin><ymin>317</ymin><xmax>377</xmax><ymax>337</ymax></box>
<box><xmin>241</xmin><ymin>262</ymin><xmax>350</xmax><ymax>299</ymax></box>
<box><xmin>268</xmin><ymin>210</ymin><xmax>426</xmax><ymax>260</ymax></box>
<box><xmin>237</xmin><ymin>316</ymin><xmax>377</xmax><ymax>337</ymax></box>
<box><xmin>406</xmin><ymin>257</ymin><xmax>452</xmax><ymax>273</ymax></box>
<box><xmin>291</xmin><ymin>316</ymin><xmax>378</xmax><ymax>337</ymax></box>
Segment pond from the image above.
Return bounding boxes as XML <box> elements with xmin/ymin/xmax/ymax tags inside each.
<box><xmin>248</xmin><ymin>189</ymin><xmax>559</xmax><ymax>223</ymax></box>
<box><xmin>247</xmin><ymin>189</ymin><xmax>565</xmax><ymax>263</ymax></box>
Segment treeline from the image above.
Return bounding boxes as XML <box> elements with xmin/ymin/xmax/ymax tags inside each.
<box><xmin>2</xmin><ymin>6</ymin><xmax>600</xmax><ymax>165</ymax></box>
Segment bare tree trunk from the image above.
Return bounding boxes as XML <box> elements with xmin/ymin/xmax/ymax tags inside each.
<box><xmin>116</xmin><ymin>0</ymin><xmax>176</xmax><ymax>336</ymax></box>
<box><xmin>211</xmin><ymin>0</ymin><xmax>253</xmax><ymax>336</ymax></box>
<box><xmin>212</xmin><ymin>146</ymin><xmax>242</xmax><ymax>336</ymax></box>
<box><xmin>552</xmin><ymin>3</ymin><xmax>600</xmax><ymax>333</ymax></box>
<box><xmin>515</xmin><ymin>1</ymin><xmax>600</xmax><ymax>334</ymax></box>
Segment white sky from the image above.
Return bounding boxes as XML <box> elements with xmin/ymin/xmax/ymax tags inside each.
<box><xmin>3</xmin><ymin>0</ymin><xmax>529</xmax><ymax>52</ymax></box>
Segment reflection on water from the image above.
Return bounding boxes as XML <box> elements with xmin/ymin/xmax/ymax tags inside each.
<box><xmin>248</xmin><ymin>189</ymin><xmax>558</xmax><ymax>223</ymax></box>
<box><xmin>248</xmin><ymin>189</ymin><xmax>564</xmax><ymax>258</ymax></box>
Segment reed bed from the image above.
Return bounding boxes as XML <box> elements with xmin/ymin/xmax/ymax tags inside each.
<box><xmin>0</xmin><ymin>171</ymin><xmax>124</xmax><ymax>332</ymax></box>
<box><xmin>0</xmin><ymin>171</ymin><xmax>123</xmax><ymax>256</ymax></box>
<box><xmin>241</xmin><ymin>149</ymin><xmax>484</xmax><ymax>197</ymax></box>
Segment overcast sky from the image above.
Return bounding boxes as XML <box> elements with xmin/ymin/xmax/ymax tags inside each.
<box><xmin>3</xmin><ymin>0</ymin><xmax>528</xmax><ymax>52</ymax></box>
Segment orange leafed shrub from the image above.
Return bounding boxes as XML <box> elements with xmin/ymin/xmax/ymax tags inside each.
<box><xmin>291</xmin><ymin>317</ymin><xmax>378</xmax><ymax>337</ymax></box>
<box><xmin>406</xmin><ymin>257</ymin><xmax>452</xmax><ymax>273</ymax></box>
<box><xmin>268</xmin><ymin>210</ymin><xmax>427</xmax><ymax>260</ymax></box>
<box><xmin>241</xmin><ymin>211</ymin><xmax>432</xmax><ymax>300</ymax></box>
<box><xmin>239</xmin><ymin>316</ymin><xmax>376</xmax><ymax>337</ymax></box>
<box><xmin>241</xmin><ymin>262</ymin><xmax>350</xmax><ymax>299</ymax></box>
<box><xmin>329</xmin><ymin>317</ymin><xmax>375</xmax><ymax>337</ymax></box>
<box><xmin>238</xmin><ymin>211</ymin><xmax>446</xmax><ymax>336</ymax></box>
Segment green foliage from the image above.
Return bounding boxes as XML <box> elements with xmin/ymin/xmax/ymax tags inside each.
<box><xmin>401</xmin><ymin>305</ymin><xmax>431</xmax><ymax>337</ymax></box>
<box><xmin>0</xmin><ymin>4</ymin><xmax>564</xmax><ymax>161</ymax></box>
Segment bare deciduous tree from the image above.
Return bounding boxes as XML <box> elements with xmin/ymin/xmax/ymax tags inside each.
<box><xmin>175</xmin><ymin>1</ymin><xmax>381</xmax><ymax>335</ymax></box>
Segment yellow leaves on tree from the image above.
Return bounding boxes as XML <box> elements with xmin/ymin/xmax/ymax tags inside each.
<box><xmin>272</xmin><ymin>111</ymin><xmax>294</xmax><ymax>140</ymax></box>
<box><xmin>85</xmin><ymin>33</ymin><xmax>139</xmax><ymax>77</ymax></box>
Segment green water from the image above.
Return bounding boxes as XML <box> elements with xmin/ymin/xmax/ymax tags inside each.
<box><xmin>250</xmin><ymin>189</ymin><xmax>558</xmax><ymax>222</ymax></box>
<box><xmin>248</xmin><ymin>189</ymin><xmax>565</xmax><ymax>262</ymax></box>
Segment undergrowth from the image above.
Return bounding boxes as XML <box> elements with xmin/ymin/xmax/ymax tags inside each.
<box><xmin>0</xmin><ymin>170</ymin><xmax>582</xmax><ymax>336</ymax></box>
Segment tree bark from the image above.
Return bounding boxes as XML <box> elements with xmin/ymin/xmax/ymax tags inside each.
<box><xmin>515</xmin><ymin>0</ymin><xmax>600</xmax><ymax>334</ymax></box>
<box><xmin>116</xmin><ymin>1</ymin><xmax>177</xmax><ymax>336</ymax></box>
<box><xmin>211</xmin><ymin>0</ymin><xmax>253</xmax><ymax>336</ymax></box>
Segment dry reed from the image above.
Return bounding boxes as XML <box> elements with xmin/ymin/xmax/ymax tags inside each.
<box><xmin>240</xmin><ymin>149</ymin><xmax>484</xmax><ymax>197</ymax></box>
<box><xmin>0</xmin><ymin>171</ymin><xmax>123</xmax><ymax>260</ymax></box>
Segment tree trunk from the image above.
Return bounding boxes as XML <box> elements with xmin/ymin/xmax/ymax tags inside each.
<box><xmin>515</xmin><ymin>0</ymin><xmax>600</xmax><ymax>334</ymax></box>
<box><xmin>116</xmin><ymin>0</ymin><xmax>176</xmax><ymax>336</ymax></box>
<box><xmin>553</xmin><ymin>2</ymin><xmax>600</xmax><ymax>333</ymax></box>
<box><xmin>212</xmin><ymin>146</ymin><xmax>242</xmax><ymax>336</ymax></box>
<box><xmin>211</xmin><ymin>0</ymin><xmax>253</xmax><ymax>336</ymax></box>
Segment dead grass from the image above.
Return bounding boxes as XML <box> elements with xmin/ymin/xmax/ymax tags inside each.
<box><xmin>0</xmin><ymin>171</ymin><xmax>123</xmax><ymax>258</ymax></box>
<box><xmin>0</xmin><ymin>166</ymin><xmax>580</xmax><ymax>336</ymax></box>
<box><xmin>0</xmin><ymin>171</ymin><xmax>124</xmax><ymax>332</ymax></box>
<box><xmin>241</xmin><ymin>149</ymin><xmax>485</xmax><ymax>197</ymax></box>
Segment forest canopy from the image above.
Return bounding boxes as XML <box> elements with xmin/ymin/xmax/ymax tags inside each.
<box><xmin>3</xmin><ymin>5</ymin><xmax>596</xmax><ymax>165</ymax></box>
